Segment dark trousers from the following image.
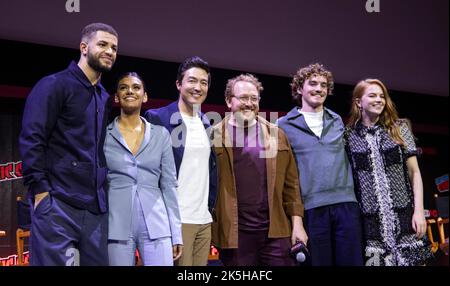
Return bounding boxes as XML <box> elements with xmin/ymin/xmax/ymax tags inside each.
<box><xmin>304</xmin><ymin>202</ymin><xmax>364</xmax><ymax>266</ymax></box>
<box><xmin>29</xmin><ymin>195</ymin><xmax>108</xmax><ymax>266</ymax></box>
<box><xmin>219</xmin><ymin>229</ymin><xmax>295</xmax><ymax>266</ymax></box>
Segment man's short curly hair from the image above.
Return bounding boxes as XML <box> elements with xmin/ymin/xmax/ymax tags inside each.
<box><xmin>291</xmin><ymin>63</ymin><xmax>334</xmax><ymax>104</ymax></box>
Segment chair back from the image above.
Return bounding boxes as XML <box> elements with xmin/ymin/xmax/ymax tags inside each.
<box><xmin>17</xmin><ymin>196</ymin><xmax>31</xmax><ymax>230</ymax></box>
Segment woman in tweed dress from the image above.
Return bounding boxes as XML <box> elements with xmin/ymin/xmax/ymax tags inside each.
<box><xmin>345</xmin><ymin>79</ymin><xmax>432</xmax><ymax>266</ymax></box>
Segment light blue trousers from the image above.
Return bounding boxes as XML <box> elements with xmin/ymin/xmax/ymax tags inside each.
<box><xmin>108</xmin><ymin>194</ymin><xmax>173</xmax><ymax>266</ymax></box>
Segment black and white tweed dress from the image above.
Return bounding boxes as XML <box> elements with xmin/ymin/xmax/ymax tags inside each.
<box><xmin>345</xmin><ymin>120</ymin><xmax>433</xmax><ymax>266</ymax></box>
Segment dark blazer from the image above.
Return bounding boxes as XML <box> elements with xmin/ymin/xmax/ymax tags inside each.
<box><xmin>144</xmin><ymin>101</ymin><xmax>217</xmax><ymax>212</ymax></box>
<box><xmin>19</xmin><ymin>61</ymin><xmax>110</xmax><ymax>214</ymax></box>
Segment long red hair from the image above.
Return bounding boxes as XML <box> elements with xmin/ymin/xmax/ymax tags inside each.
<box><xmin>348</xmin><ymin>79</ymin><xmax>405</xmax><ymax>146</ymax></box>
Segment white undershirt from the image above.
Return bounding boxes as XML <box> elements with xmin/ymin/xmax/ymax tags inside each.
<box><xmin>298</xmin><ymin>109</ymin><xmax>324</xmax><ymax>138</ymax></box>
<box><xmin>177</xmin><ymin>113</ymin><xmax>212</xmax><ymax>224</ymax></box>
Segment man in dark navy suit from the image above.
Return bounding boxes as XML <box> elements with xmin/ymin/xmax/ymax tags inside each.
<box><xmin>19</xmin><ymin>22</ymin><xmax>118</xmax><ymax>266</ymax></box>
<box><xmin>144</xmin><ymin>56</ymin><xmax>217</xmax><ymax>266</ymax></box>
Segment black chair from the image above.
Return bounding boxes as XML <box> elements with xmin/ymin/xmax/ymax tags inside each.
<box><xmin>436</xmin><ymin>195</ymin><xmax>449</xmax><ymax>218</ymax></box>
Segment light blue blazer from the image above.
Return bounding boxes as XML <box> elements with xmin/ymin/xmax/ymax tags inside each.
<box><xmin>104</xmin><ymin>117</ymin><xmax>182</xmax><ymax>245</ymax></box>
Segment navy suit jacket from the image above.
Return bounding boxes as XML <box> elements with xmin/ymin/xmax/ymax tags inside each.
<box><xmin>144</xmin><ymin>101</ymin><xmax>217</xmax><ymax>213</ymax></box>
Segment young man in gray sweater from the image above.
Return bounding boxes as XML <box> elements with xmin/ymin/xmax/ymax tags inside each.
<box><xmin>277</xmin><ymin>63</ymin><xmax>363</xmax><ymax>266</ymax></box>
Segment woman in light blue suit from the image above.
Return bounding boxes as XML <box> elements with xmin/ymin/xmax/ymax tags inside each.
<box><xmin>104</xmin><ymin>72</ymin><xmax>183</xmax><ymax>266</ymax></box>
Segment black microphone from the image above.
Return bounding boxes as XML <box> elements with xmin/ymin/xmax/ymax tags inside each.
<box><xmin>290</xmin><ymin>241</ymin><xmax>309</xmax><ymax>263</ymax></box>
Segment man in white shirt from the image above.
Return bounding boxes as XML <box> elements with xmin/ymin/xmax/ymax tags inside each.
<box><xmin>144</xmin><ymin>56</ymin><xmax>217</xmax><ymax>266</ymax></box>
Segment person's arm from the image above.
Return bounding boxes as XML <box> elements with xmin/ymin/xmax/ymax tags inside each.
<box><xmin>159</xmin><ymin>128</ymin><xmax>183</xmax><ymax>248</ymax></box>
<box><xmin>399</xmin><ymin>120</ymin><xmax>426</xmax><ymax>239</ymax></box>
<box><xmin>172</xmin><ymin>244</ymin><xmax>183</xmax><ymax>261</ymax></box>
<box><xmin>291</xmin><ymin>215</ymin><xmax>308</xmax><ymax>246</ymax></box>
<box><xmin>19</xmin><ymin>77</ymin><xmax>63</xmax><ymax>208</ymax></box>
<box><xmin>279</xmin><ymin>129</ymin><xmax>306</xmax><ymax>244</ymax></box>
<box><xmin>407</xmin><ymin>156</ymin><xmax>426</xmax><ymax>238</ymax></box>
